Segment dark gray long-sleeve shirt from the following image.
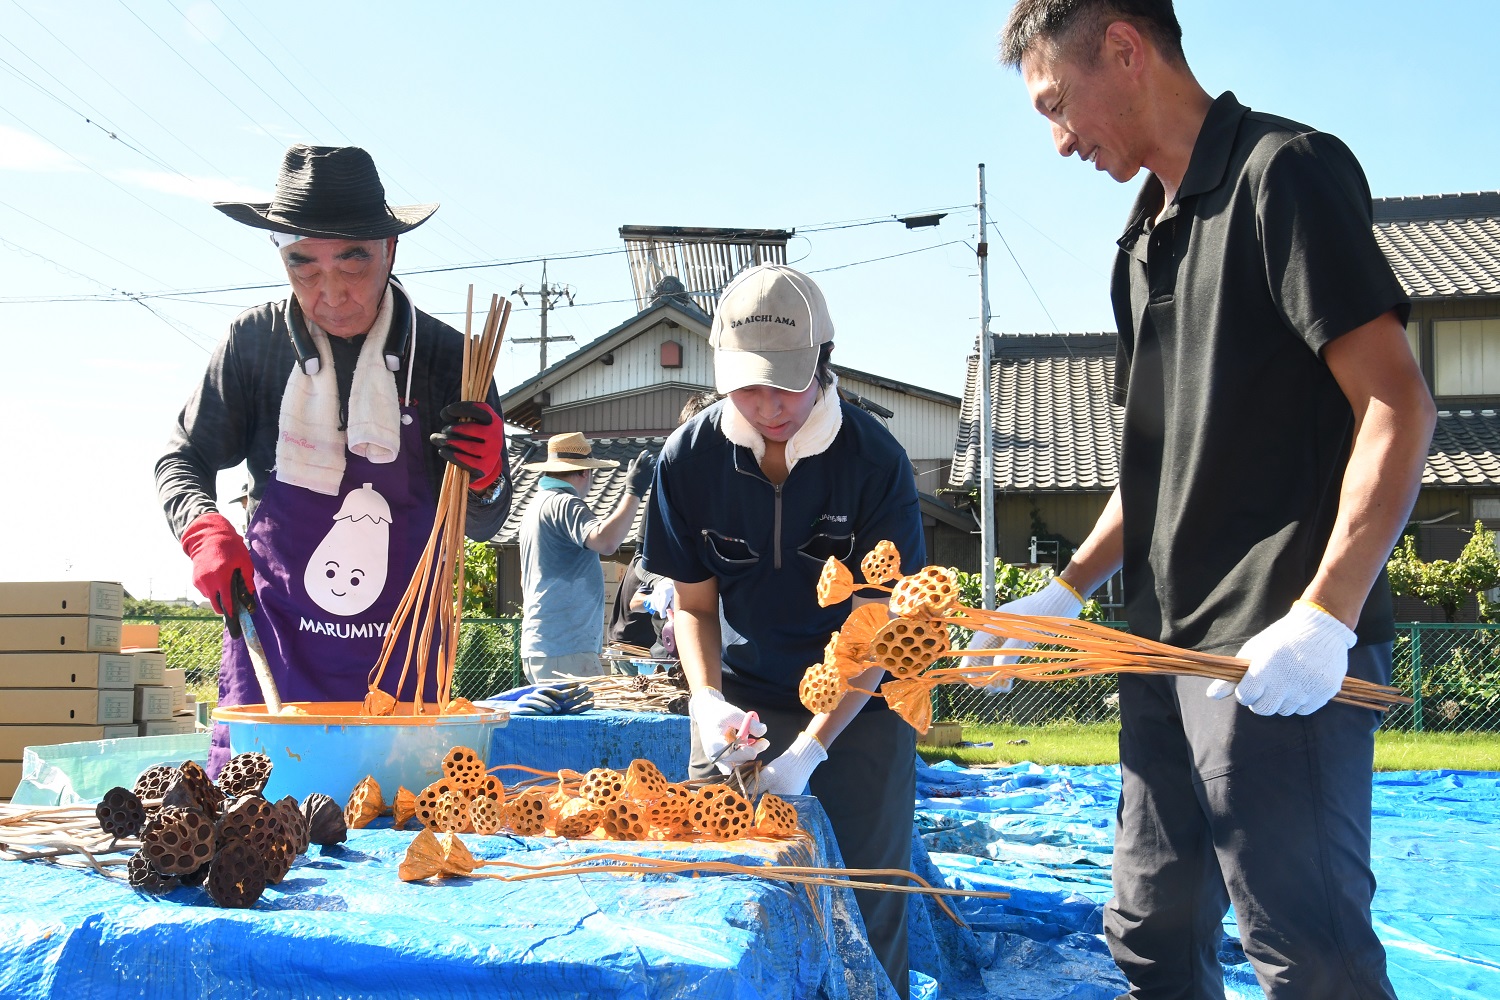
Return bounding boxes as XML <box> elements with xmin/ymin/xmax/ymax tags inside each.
<box><xmin>155</xmin><ymin>296</ymin><xmax>511</xmax><ymax>542</ymax></box>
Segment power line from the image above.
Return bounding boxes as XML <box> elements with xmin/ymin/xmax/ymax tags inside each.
<box><xmin>0</xmin><ymin>197</ymin><xmax>172</xmax><ymax>287</ymax></box>
<box><xmin>797</xmin><ymin>202</ymin><xmax>972</xmax><ymax>233</ymax></box>
<box><xmin>989</xmin><ymin>220</ymin><xmax>1060</xmax><ymax>333</ymax></box>
<box><xmin>807</xmin><ymin>239</ymin><xmax>967</xmax><ymax>274</ymax></box>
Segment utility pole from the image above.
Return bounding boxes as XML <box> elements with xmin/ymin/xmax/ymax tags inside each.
<box><xmin>977</xmin><ymin>164</ymin><xmax>997</xmax><ymax>611</ymax></box>
<box><xmin>512</xmin><ymin>259</ymin><xmax>576</xmax><ymax>371</ymax></box>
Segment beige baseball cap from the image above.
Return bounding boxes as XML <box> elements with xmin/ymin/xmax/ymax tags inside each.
<box><xmin>709</xmin><ymin>264</ymin><xmax>834</xmax><ymax>393</ymax></box>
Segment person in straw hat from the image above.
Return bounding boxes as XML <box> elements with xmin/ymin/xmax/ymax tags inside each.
<box><xmin>642</xmin><ymin>263</ymin><xmax>925</xmax><ymax>997</ymax></box>
<box><xmin>156</xmin><ymin>145</ymin><xmax>513</xmax><ymax>775</ymax></box>
<box><xmin>518</xmin><ymin>432</ymin><xmax>654</xmax><ymax>682</ymax></box>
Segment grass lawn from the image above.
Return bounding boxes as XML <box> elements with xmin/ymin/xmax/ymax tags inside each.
<box><xmin>920</xmin><ymin>723</ymin><xmax>1500</xmax><ymax>772</ymax></box>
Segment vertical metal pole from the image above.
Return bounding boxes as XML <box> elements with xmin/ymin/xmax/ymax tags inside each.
<box><xmin>978</xmin><ymin>164</ymin><xmax>997</xmax><ymax>610</ymax></box>
<box><xmin>538</xmin><ymin>258</ymin><xmax>549</xmax><ymax>371</ymax></box>
<box><xmin>1410</xmin><ymin>624</ymin><xmax>1424</xmax><ymax>732</ymax></box>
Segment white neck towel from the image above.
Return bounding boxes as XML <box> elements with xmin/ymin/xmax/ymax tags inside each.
<box><xmin>720</xmin><ymin>373</ymin><xmax>843</xmax><ymax>474</ymax></box>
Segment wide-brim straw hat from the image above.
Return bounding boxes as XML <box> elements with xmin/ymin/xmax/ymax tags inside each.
<box><xmin>524</xmin><ymin>432</ymin><xmax>620</xmax><ymax>473</ymax></box>
<box><xmin>213</xmin><ymin>145</ymin><xmax>437</xmax><ymax>240</ymax></box>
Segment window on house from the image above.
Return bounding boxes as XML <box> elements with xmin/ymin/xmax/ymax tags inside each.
<box><xmin>1474</xmin><ymin>498</ymin><xmax>1500</xmax><ymax>521</ymax></box>
<box><xmin>1405</xmin><ymin>321</ymin><xmax>1420</xmax><ymax>363</ymax></box>
<box><xmin>1434</xmin><ymin>318</ymin><xmax>1500</xmax><ymax>396</ymax></box>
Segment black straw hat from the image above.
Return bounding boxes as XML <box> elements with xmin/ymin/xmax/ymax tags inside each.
<box><xmin>213</xmin><ymin>145</ymin><xmax>437</xmax><ymax>240</ymax></box>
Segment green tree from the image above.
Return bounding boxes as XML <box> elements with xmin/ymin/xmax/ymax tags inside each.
<box><xmin>124</xmin><ymin>597</ymin><xmax>217</xmax><ymax>618</ymax></box>
<box><xmin>1387</xmin><ymin>521</ymin><xmax>1500</xmax><ymax>622</ymax></box>
<box><xmin>459</xmin><ymin>538</ymin><xmax>498</xmax><ymax>617</ymax></box>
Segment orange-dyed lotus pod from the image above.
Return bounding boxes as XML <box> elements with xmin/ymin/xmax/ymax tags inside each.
<box><xmin>624</xmin><ymin>759</ymin><xmax>668</xmax><ymax>802</ymax></box>
<box><xmin>344</xmin><ymin>775</ymin><xmax>385</xmax><ymax>830</ymax></box>
<box><xmin>442</xmin><ymin>746</ymin><xmax>486</xmax><ymax>790</ymax></box>
<box><xmin>430</xmin><ymin>789</ymin><xmax>470</xmax><ymax>834</ymax></box>
<box><xmin>889</xmin><ymin>566</ymin><xmax>960</xmax><ymax>619</ymax></box>
<box><xmin>363</xmin><ymin>687</ymin><xmax>397</xmax><ymax>717</ymax></box>
<box><xmin>837</xmin><ymin>604</ymin><xmax>889</xmax><ymax>664</ymax></box>
<box><xmin>505</xmin><ymin>789</ymin><xmax>550</xmax><ymax>836</ymax></box>
<box><xmin>601</xmin><ymin>799</ymin><xmax>648</xmax><ymax>840</ymax></box>
<box><xmin>553</xmin><ymin>798</ymin><xmax>602</xmax><ymax>839</ymax></box>
<box><xmin>691</xmin><ymin>785</ymin><xmax>755</xmax><ymax>841</ymax></box>
<box><xmin>816</xmin><ymin>556</ymin><xmax>856</xmax><ymax>607</ymax></box>
<box><xmin>398</xmin><ymin>829</ymin><xmax>479</xmax><ymax>882</ymax></box>
<box><xmin>754</xmin><ymin>793</ymin><xmax>801</xmax><ymax>838</ymax></box>
<box><xmin>580</xmin><ymin>767</ymin><xmax>627</xmax><ymax>807</ymax></box>
<box><xmin>880</xmin><ymin>677</ymin><xmax>935</xmax><ymax>734</ymax></box>
<box><xmin>645</xmin><ymin>783</ymin><xmax>695</xmax><ymax>838</ymax></box>
<box><xmin>414</xmin><ymin>779</ymin><xmax>461</xmax><ymax>830</ymax></box>
<box><xmin>443</xmin><ymin>697</ymin><xmax>480</xmax><ymax>714</ymax></box>
<box><xmin>469</xmin><ymin>792</ymin><xmax>504</xmax><ymax>835</ymax></box>
<box><xmin>392</xmin><ymin>786</ymin><xmax>417</xmax><ymax>830</ymax></box>
<box><xmin>870</xmin><ymin>618</ymin><xmax>951</xmax><ymax>679</ymax></box>
<box><xmin>860</xmin><ymin>540</ymin><xmax>903</xmax><ymax>586</ymax></box>
<box><xmin>473</xmin><ymin>775</ymin><xmax>505</xmax><ymax>803</ymax></box>
<box><xmin>799</xmin><ymin>655</ymin><xmax>846</xmax><ymax>715</ymax></box>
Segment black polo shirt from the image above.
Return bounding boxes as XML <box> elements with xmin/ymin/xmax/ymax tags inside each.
<box><xmin>1110</xmin><ymin>92</ymin><xmax>1408</xmax><ymax>654</ymax></box>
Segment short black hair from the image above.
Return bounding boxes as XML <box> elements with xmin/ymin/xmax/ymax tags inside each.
<box><xmin>678</xmin><ymin>391</ymin><xmax>720</xmax><ymax>425</ymax></box>
<box><xmin>815</xmin><ymin>341</ymin><xmax>835</xmax><ymax>391</ymax></box>
<box><xmin>999</xmin><ymin>0</ymin><xmax>1185</xmax><ymax>69</ymax></box>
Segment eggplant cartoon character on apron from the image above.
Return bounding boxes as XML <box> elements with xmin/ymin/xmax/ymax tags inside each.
<box><xmin>211</xmin><ymin>293</ymin><xmax>438</xmax><ymax>776</ymax></box>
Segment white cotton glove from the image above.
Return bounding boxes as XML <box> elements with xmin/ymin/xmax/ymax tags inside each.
<box><xmin>642</xmin><ymin>579</ymin><xmax>675</xmax><ymax>618</ymax></box>
<box><xmin>757</xmin><ymin>731</ymin><xmax>828</xmax><ymax>797</ymax></box>
<box><xmin>1206</xmin><ymin>601</ymin><xmax>1356</xmax><ymax>716</ymax></box>
<box><xmin>966</xmin><ymin>579</ymin><xmax>1085</xmax><ymax>693</ymax></box>
<box><xmin>689</xmin><ymin>688</ymin><xmax>769</xmax><ymax>773</ymax></box>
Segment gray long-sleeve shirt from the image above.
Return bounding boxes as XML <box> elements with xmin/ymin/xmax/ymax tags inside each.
<box><xmin>155</xmin><ymin>296</ymin><xmax>511</xmax><ymax>542</ymax></box>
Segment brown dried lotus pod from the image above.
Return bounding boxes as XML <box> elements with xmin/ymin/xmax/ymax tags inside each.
<box><xmin>601</xmin><ymin>799</ymin><xmax>647</xmax><ymax>841</ymax></box>
<box><xmin>272</xmin><ymin>796</ymin><xmax>310</xmax><ymax>855</ymax></box>
<box><xmin>363</xmin><ymin>687</ymin><xmax>397</xmax><ymax>717</ymax></box>
<box><xmin>126</xmin><ymin>850</ymin><xmax>178</xmax><ymax>893</ymax></box>
<box><xmin>301</xmin><ymin>793</ymin><xmax>347</xmax><ymax>846</ymax></box>
<box><xmin>473</xmin><ymin>775</ymin><xmax>506</xmax><ymax>803</ymax></box>
<box><xmin>816</xmin><ymin>556</ymin><xmax>856</xmax><ymax>608</ymax></box>
<box><xmin>215</xmin><ymin>795</ymin><xmax>275</xmax><ymax>854</ymax></box>
<box><xmin>178</xmin><ymin>760</ymin><xmax>226</xmax><ymax>818</ymax></box>
<box><xmin>391</xmin><ymin>787</ymin><xmax>417</xmax><ymax>830</ymax></box>
<box><xmin>870</xmin><ymin>618</ymin><xmax>951</xmax><ymax>679</ymax></box>
<box><xmin>179</xmin><ymin>862</ymin><xmax>211</xmax><ymax>888</ymax></box>
<box><xmin>133</xmin><ymin>763</ymin><xmax>180</xmax><ymax>802</ymax></box>
<box><xmin>890</xmin><ymin>566</ymin><xmax>960</xmax><ymax>619</ymax></box>
<box><xmin>623</xmin><ymin>759</ymin><xmax>668</xmax><ymax>802</ymax></box>
<box><xmin>216</xmin><ymin>752</ymin><xmax>272</xmax><ymax>798</ymax></box>
<box><xmin>262</xmin><ymin>838</ymin><xmax>293</xmax><ymax>886</ymax></box>
<box><xmin>505</xmin><ymin>789</ymin><xmax>549</xmax><ymax>836</ymax></box>
<box><xmin>208</xmin><ymin>838</ymin><xmax>267</xmax><ymax>909</ymax></box>
<box><xmin>469</xmin><ymin>792</ymin><xmax>504</xmax><ymax>835</ymax></box>
<box><xmin>799</xmin><ymin>655</ymin><xmax>845</xmax><ymax>715</ymax></box>
<box><xmin>753</xmin><ymin>793</ymin><xmax>801</xmax><ymax>838</ymax></box>
<box><xmin>860</xmin><ymin>540</ymin><xmax>903</xmax><ymax>586</ymax></box>
<box><xmin>552</xmin><ymin>798</ymin><xmax>602</xmax><ymax>839</ymax></box>
<box><xmin>344</xmin><ymin>775</ymin><xmax>385</xmax><ymax>830</ymax></box>
<box><xmin>141</xmin><ymin>805</ymin><xmax>216</xmax><ymax>875</ymax></box>
<box><xmin>691</xmin><ymin>785</ymin><xmax>755</xmax><ymax>841</ymax></box>
<box><xmin>97</xmin><ymin>786</ymin><xmax>146</xmax><ymax>839</ymax></box>
<box><xmin>427</xmin><ymin>790</ymin><xmax>470</xmax><ymax>834</ymax></box>
<box><xmin>579</xmin><ymin>768</ymin><xmax>626</xmax><ymax>808</ymax></box>
<box><xmin>441</xmin><ymin>746</ymin><xmax>486</xmax><ymax>790</ymax></box>
<box><xmin>414</xmin><ymin>779</ymin><xmax>461</xmax><ymax>830</ymax></box>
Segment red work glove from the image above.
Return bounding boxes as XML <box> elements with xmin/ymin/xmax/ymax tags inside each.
<box><xmin>430</xmin><ymin>401</ymin><xmax>505</xmax><ymax>490</ymax></box>
<box><xmin>180</xmin><ymin>512</ymin><xmax>255</xmax><ymax>616</ymax></box>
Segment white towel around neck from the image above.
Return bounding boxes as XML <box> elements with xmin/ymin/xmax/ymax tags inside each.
<box><xmin>719</xmin><ymin>373</ymin><xmax>843</xmax><ymax>473</ymax></box>
<box><xmin>274</xmin><ymin>287</ymin><xmax>403</xmax><ymax>495</ymax></box>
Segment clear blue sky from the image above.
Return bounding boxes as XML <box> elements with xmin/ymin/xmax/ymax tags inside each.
<box><xmin>2</xmin><ymin>0</ymin><xmax>1496</xmax><ymax>601</ymax></box>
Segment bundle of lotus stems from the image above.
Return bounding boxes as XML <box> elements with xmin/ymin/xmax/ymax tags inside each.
<box><xmin>0</xmin><ymin>803</ymin><xmax>135</xmax><ymax>875</ymax></box>
<box><xmin>567</xmin><ymin>654</ymin><xmax>690</xmax><ymax>714</ymax></box>
<box><xmin>365</xmin><ymin>287</ymin><xmax>511</xmax><ymax>717</ymax></box>
<box><xmin>801</xmin><ymin>540</ymin><xmax>1413</xmax><ymax>732</ymax></box>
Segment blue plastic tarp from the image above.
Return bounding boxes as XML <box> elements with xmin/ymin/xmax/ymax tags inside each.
<box><xmin>488</xmin><ymin>710</ymin><xmax>691</xmax><ymax>783</ymax></box>
<box><xmin>909</xmin><ymin>759</ymin><xmax>1500</xmax><ymax>1000</ymax></box>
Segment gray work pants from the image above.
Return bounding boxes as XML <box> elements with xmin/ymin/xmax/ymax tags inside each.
<box><xmin>690</xmin><ymin>679</ymin><xmax>916</xmax><ymax>1000</ymax></box>
<box><xmin>1105</xmin><ymin>643</ymin><xmax>1397</xmax><ymax>1000</ymax></box>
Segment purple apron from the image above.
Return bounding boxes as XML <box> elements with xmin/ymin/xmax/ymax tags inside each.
<box><xmin>211</xmin><ymin>404</ymin><xmax>436</xmax><ymax>775</ymax></box>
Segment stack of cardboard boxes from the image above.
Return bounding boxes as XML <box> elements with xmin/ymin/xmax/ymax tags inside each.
<box><xmin>122</xmin><ymin>624</ymin><xmax>198</xmax><ymax>738</ymax></box>
<box><xmin>0</xmin><ymin>582</ymin><xmax>138</xmax><ymax>800</ymax></box>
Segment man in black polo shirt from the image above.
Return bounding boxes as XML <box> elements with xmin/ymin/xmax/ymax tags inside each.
<box><xmin>997</xmin><ymin>3</ymin><xmax>1436</xmax><ymax>998</ymax></box>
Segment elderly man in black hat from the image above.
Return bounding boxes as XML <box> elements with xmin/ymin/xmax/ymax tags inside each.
<box><xmin>156</xmin><ymin>145</ymin><xmax>512</xmax><ymax>775</ymax></box>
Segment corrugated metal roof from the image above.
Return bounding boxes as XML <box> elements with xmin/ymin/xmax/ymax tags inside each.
<box><xmin>1371</xmin><ymin>192</ymin><xmax>1500</xmax><ymax>299</ymax></box>
<box><xmin>491</xmin><ymin>435</ymin><xmax>665</xmax><ymax>546</ymax></box>
<box><xmin>950</xmin><ymin>334</ymin><xmax>1122</xmax><ymax>492</ymax></box>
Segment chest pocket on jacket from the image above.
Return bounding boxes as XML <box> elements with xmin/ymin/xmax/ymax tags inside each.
<box><xmin>701</xmin><ymin>529</ymin><xmax>760</xmax><ymax>580</ymax></box>
<box><xmin>796</xmin><ymin>532</ymin><xmax>855</xmax><ymax>567</ymax></box>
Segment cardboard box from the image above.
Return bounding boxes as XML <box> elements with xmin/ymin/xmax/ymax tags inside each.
<box><xmin>0</xmin><ymin>688</ymin><xmax>134</xmax><ymax>725</ymax></box>
<box><xmin>0</xmin><ymin>652</ymin><xmax>136</xmax><ymax>690</ymax></box>
<box><xmin>920</xmin><ymin>721</ymin><xmax>963</xmax><ymax>747</ymax></box>
<box><xmin>0</xmin><ymin>581</ymin><xmax>124</xmax><ymax>619</ymax></box>
<box><xmin>0</xmin><ymin>617</ymin><xmax>121</xmax><ymax>654</ymax></box>
<box><xmin>1</xmin><ymin>762</ymin><xmax>19</xmax><ymax>798</ymax></box>
<box><xmin>128</xmin><ymin>650</ymin><xmax>166</xmax><ymax>685</ymax></box>
<box><xmin>140</xmin><ymin>717</ymin><xmax>196</xmax><ymax>737</ymax></box>
<box><xmin>0</xmin><ymin>724</ymin><xmax>137</xmax><ymax>758</ymax></box>
<box><xmin>163</xmin><ymin>668</ymin><xmax>187</xmax><ymax>711</ymax></box>
<box><xmin>121</xmin><ymin>623</ymin><xmax>160</xmax><ymax>649</ymax></box>
<box><xmin>134</xmin><ymin>685</ymin><xmax>175</xmax><ymax>722</ymax></box>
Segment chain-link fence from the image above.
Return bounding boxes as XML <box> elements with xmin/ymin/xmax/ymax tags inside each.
<box><xmin>935</xmin><ymin>622</ymin><xmax>1500</xmax><ymax>733</ymax></box>
<box><xmin>124</xmin><ymin>616</ymin><xmax>523</xmax><ymax>705</ymax></box>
